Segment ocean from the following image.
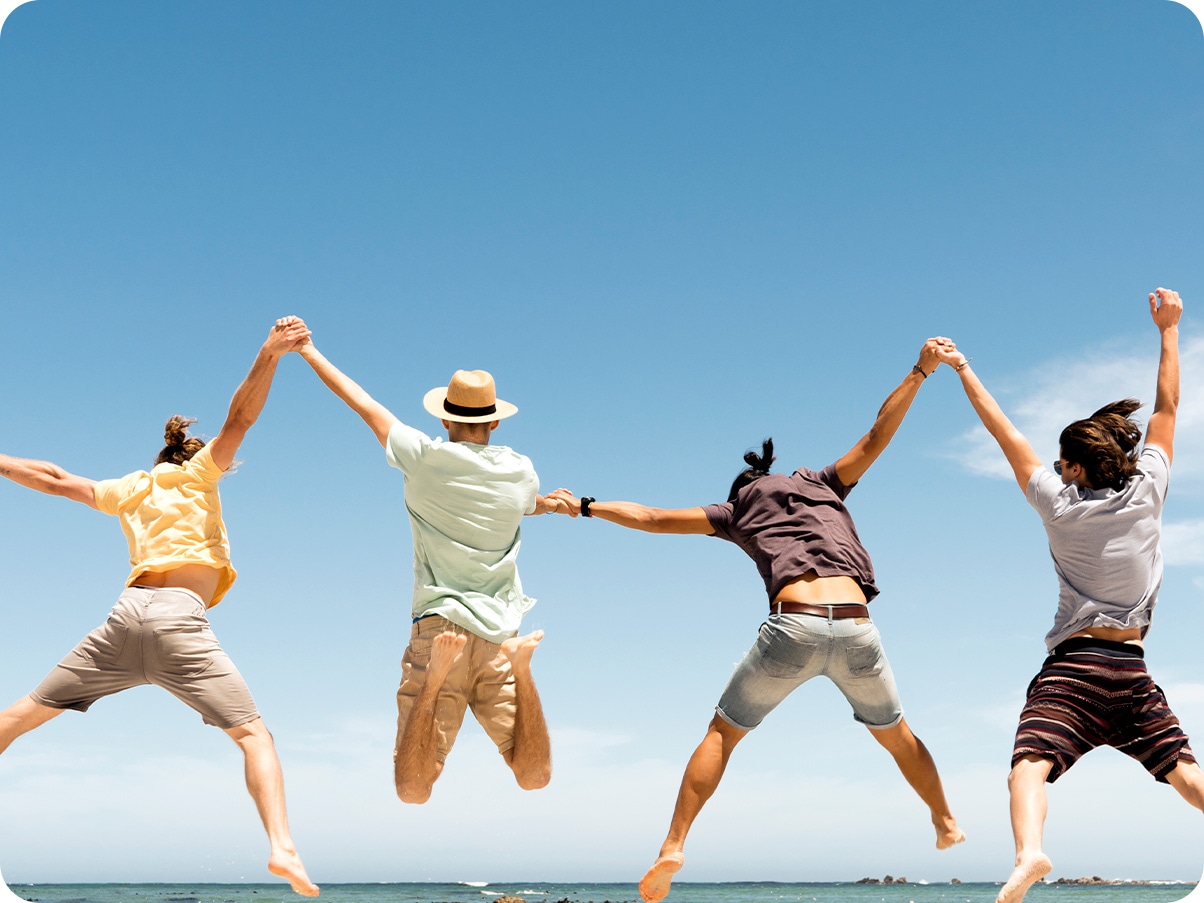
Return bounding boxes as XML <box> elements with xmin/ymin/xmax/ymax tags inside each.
<box><xmin>3</xmin><ymin>883</ymin><xmax>1198</xmax><ymax>903</ymax></box>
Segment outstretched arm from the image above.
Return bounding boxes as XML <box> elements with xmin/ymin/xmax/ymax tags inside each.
<box><xmin>936</xmin><ymin>346</ymin><xmax>1041</xmax><ymax>492</ymax></box>
<box><xmin>544</xmin><ymin>489</ymin><xmax>713</xmax><ymax>534</ymax></box>
<box><xmin>833</xmin><ymin>338</ymin><xmax>945</xmax><ymax>486</ymax></box>
<box><xmin>208</xmin><ymin>317</ymin><xmax>312</xmax><ymax>471</ymax></box>
<box><xmin>0</xmin><ymin>454</ymin><xmax>98</xmax><ymax>508</ymax></box>
<box><xmin>296</xmin><ymin>341</ymin><xmax>399</xmax><ymax>447</ymax></box>
<box><xmin>1144</xmin><ymin>287</ymin><xmax>1182</xmax><ymax>464</ymax></box>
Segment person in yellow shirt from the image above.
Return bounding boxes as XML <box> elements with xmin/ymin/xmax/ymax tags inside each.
<box><xmin>0</xmin><ymin>318</ymin><xmax>318</xmax><ymax>897</ymax></box>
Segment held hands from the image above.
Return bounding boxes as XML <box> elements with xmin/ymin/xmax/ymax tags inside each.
<box><xmin>1149</xmin><ymin>287</ymin><xmax>1183</xmax><ymax>333</ymax></box>
<box><xmin>915</xmin><ymin>337</ymin><xmax>950</xmax><ymax>376</ymax></box>
<box><xmin>930</xmin><ymin>336</ymin><xmax>969</xmax><ymax>371</ymax></box>
<box><xmin>546</xmin><ymin>488</ymin><xmax>581</xmax><ymax>517</ymax></box>
<box><xmin>265</xmin><ymin>316</ymin><xmax>312</xmax><ymax>358</ymax></box>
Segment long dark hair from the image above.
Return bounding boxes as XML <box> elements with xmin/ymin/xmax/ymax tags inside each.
<box><xmin>155</xmin><ymin>415</ymin><xmax>206</xmax><ymax>466</ymax></box>
<box><xmin>1059</xmin><ymin>399</ymin><xmax>1143</xmax><ymax>491</ymax></box>
<box><xmin>727</xmin><ymin>438</ymin><xmax>776</xmax><ymax>502</ymax></box>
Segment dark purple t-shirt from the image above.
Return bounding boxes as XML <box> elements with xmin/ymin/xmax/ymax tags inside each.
<box><xmin>702</xmin><ymin>465</ymin><xmax>879</xmax><ymax>603</ymax></box>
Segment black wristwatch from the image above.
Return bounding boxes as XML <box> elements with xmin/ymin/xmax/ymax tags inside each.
<box><xmin>580</xmin><ymin>496</ymin><xmax>595</xmax><ymax>518</ymax></box>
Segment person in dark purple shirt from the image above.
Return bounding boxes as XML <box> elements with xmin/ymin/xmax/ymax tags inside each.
<box><xmin>550</xmin><ymin>338</ymin><xmax>963</xmax><ymax>903</ymax></box>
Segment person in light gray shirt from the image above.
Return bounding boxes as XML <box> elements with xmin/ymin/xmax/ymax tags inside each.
<box><xmin>936</xmin><ymin>288</ymin><xmax>1202</xmax><ymax>903</ymax></box>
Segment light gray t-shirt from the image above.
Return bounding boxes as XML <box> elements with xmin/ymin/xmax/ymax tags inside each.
<box><xmin>1026</xmin><ymin>444</ymin><xmax>1169</xmax><ymax>652</ymax></box>
<box><xmin>386</xmin><ymin>421</ymin><xmax>539</xmax><ymax>643</ymax></box>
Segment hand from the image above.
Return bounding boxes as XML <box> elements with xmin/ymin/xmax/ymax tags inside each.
<box><xmin>917</xmin><ymin>336</ymin><xmax>953</xmax><ymax>375</ymax></box>
<box><xmin>933</xmin><ymin>338</ymin><xmax>967</xmax><ymax>370</ymax></box>
<box><xmin>1149</xmin><ymin>287</ymin><xmax>1183</xmax><ymax>333</ymax></box>
<box><xmin>546</xmin><ymin>488</ymin><xmax>581</xmax><ymax>517</ymax></box>
<box><xmin>265</xmin><ymin>316</ymin><xmax>312</xmax><ymax>357</ymax></box>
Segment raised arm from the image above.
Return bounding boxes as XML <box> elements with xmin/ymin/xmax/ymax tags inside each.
<box><xmin>0</xmin><ymin>454</ymin><xmax>98</xmax><ymax>508</ymax></box>
<box><xmin>1144</xmin><ymin>287</ymin><xmax>1182</xmax><ymax>464</ymax></box>
<box><xmin>936</xmin><ymin>346</ymin><xmax>1041</xmax><ymax>492</ymax></box>
<box><xmin>296</xmin><ymin>341</ymin><xmax>399</xmax><ymax>447</ymax></box>
<box><xmin>544</xmin><ymin>489</ymin><xmax>713</xmax><ymax>534</ymax></box>
<box><xmin>208</xmin><ymin>317</ymin><xmax>312</xmax><ymax>471</ymax></box>
<box><xmin>833</xmin><ymin>338</ymin><xmax>944</xmax><ymax>486</ymax></box>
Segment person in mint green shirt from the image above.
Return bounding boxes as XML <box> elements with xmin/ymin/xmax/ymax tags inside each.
<box><xmin>297</xmin><ymin>331</ymin><xmax>565</xmax><ymax>804</ymax></box>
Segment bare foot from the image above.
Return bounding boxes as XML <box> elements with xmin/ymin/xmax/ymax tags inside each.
<box><xmin>639</xmin><ymin>852</ymin><xmax>684</xmax><ymax>903</ymax></box>
<box><xmin>268</xmin><ymin>848</ymin><xmax>320</xmax><ymax>897</ymax></box>
<box><xmin>935</xmin><ymin>815</ymin><xmax>966</xmax><ymax>850</ymax></box>
<box><xmin>428</xmin><ymin>631</ymin><xmax>468</xmax><ymax>684</ymax></box>
<box><xmin>501</xmin><ymin>629</ymin><xmax>544</xmax><ymax>672</ymax></box>
<box><xmin>996</xmin><ymin>852</ymin><xmax>1052</xmax><ymax>903</ymax></box>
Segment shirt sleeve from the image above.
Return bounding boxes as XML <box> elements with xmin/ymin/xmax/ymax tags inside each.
<box><xmin>92</xmin><ymin>472</ymin><xmax>141</xmax><ymax>515</ymax></box>
<box><xmin>815</xmin><ymin>464</ymin><xmax>853</xmax><ymax>500</ymax></box>
<box><xmin>185</xmin><ymin>443</ymin><xmax>226</xmax><ymax>484</ymax></box>
<box><xmin>385</xmin><ymin>420</ymin><xmax>434</xmax><ymax>475</ymax></box>
<box><xmin>702</xmin><ymin>502</ymin><xmax>734</xmax><ymax>539</ymax></box>
<box><xmin>1025</xmin><ymin>467</ymin><xmax>1069</xmax><ymax>523</ymax></box>
<box><xmin>1136</xmin><ymin>444</ymin><xmax>1170</xmax><ymax>504</ymax></box>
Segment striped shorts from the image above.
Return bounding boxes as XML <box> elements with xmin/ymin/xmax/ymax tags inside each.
<box><xmin>1012</xmin><ymin>638</ymin><xmax>1196</xmax><ymax>784</ymax></box>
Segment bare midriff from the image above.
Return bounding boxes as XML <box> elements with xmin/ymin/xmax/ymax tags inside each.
<box><xmin>132</xmin><ymin>563</ymin><xmax>221</xmax><ymax>608</ymax></box>
<box><xmin>1068</xmin><ymin>625</ymin><xmax>1143</xmax><ymax>648</ymax></box>
<box><xmin>774</xmin><ymin>571</ymin><xmax>867</xmax><ymax>606</ymax></box>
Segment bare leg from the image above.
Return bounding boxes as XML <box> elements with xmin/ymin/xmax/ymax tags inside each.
<box><xmin>0</xmin><ymin>696</ymin><xmax>65</xmax><ymax>755</ymax></box>
<box><xmin>225</xmin><ymin>718</ymin><xmax>319</xmax><ymax>897</ymax></box>
<box><xmin>867</xmin><ymin>718</ymin><xmax>964</xmax><ymax>849</ymax></box>
<box><xmin>1166</xmin><ymin>760</ymin><xmax>1204</xmax><ymax>812</ymax></box>
<box><xmin>394</xmin><ymin>631</ymin><xmax>467</xmax><ymax>804</ymax></box>
<box><xmin>500</xmin><ymin>630</ymin><xmax>551</xmax><ymax>791</ymax></box>
<box><xmin>997</xmin><ymin>755</ymin><xmax>1054</xmax><ymax>903</ymax></box>
<box><xmin>639</xmin><ymin>715</ymin><xmax>749</xmax><ymax>903</ymax></box>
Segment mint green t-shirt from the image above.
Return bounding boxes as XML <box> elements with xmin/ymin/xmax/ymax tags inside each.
<box><xmin>385</xmin><ymin>420</ymin><xmax>539</xmax><ymax>643</ymax></box>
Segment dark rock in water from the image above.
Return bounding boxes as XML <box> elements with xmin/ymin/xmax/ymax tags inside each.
<box><xmin>950</xmin><ymin>878</ymin><xmax>962</xmax><ymax>885</ymax></box>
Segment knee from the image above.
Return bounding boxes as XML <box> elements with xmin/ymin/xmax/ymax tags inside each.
<box><xmin>515</xmin><ymin>763</ymin><xmax>552</xmax><ymax>792</ymax></box>
<box><xmin>227</xmin><ymin>718</ymin><xmax>273</xmax><ymax>750</ymax></box>
<box><xmin>395</xmin><ymin>775</ymin><xmax>433</xmax><ymax>805</ymax></box>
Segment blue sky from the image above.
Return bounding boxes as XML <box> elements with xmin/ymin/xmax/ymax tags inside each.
<box><xmin>1</xmin><ymin>0</ymin><xmax>1203</xmax><ymax>889</ymax></box>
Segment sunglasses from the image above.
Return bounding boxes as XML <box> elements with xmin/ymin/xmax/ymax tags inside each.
<box><xmin>1053</xmin><ymin>461</ymin><xmax>1064</xmax><ymax>475</ymax></box>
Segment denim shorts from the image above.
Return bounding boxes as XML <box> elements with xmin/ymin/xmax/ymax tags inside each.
<box><xmin>716</xmin><ymin>612</ymin><xmax>904</xmax><ymax>731</ymax></box>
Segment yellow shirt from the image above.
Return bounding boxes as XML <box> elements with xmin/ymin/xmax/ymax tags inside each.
<box><xmin>92</xmin><ymin>444</ymin><xmax>237</xmax><ymax>607</ymax></box>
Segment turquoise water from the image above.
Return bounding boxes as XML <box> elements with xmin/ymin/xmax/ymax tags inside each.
<box><xmin>5</xmin><ymin>883</ymin><xmax>1198</xmax><ymax>903</ymax></box>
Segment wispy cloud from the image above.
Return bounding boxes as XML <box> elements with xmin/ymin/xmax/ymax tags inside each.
<box><xmin>1163</xmin><ymin>519</ymin><xmax>1204</xmax><ymax>567</ymax></box>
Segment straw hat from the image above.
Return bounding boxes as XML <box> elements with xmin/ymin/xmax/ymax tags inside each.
<box><xmin>422</xmin><ymin>369</ymin><xmax>518</xmax><ymax>423</ymax></box>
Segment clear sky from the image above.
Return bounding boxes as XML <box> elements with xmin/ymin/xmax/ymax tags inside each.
<box><xmin>1</xmin><ymin>0</ymin><xmax>1203</xmax><ymax>889</ymax></box>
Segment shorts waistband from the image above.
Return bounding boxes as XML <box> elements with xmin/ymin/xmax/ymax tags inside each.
<box><xmin>1049</xmin><ymin>636</ymin><xmax>1144</xmax><ymax>659</ymax></box>
<box><xmin>771</xmin><ymin>601</ymin><xmax>870</xmax><ymax>619</ymax></box>
<box><xmin>128</xmin><ymin>585</ymin><xmax>207</xmax><ymax>607</ymax></box>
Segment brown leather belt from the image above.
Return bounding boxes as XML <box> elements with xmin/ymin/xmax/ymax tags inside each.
<box><xmin>772</xmin><ymin>601</ymin><xmax>870</xmax><ymax>619</ymax></box>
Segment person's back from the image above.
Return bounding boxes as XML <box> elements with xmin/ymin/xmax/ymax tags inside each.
<box><xmin>96</xmin><ymin>437</ymin><xmax>237</xmax><ymax>607</ymax></box>
<box><xmin>1027</xmin><ymin>413</ymin><xmax>1168</xmax><ymax>650</ymax></box>
<box><xmin>385</xmin><ymin>420</ymin><xmax>539</xmax><ymax>640</ymax></box>
<box><xmin>705</xmin><ymin>467</ymin><xmax>878</xmax><ymax>603</ymax></box>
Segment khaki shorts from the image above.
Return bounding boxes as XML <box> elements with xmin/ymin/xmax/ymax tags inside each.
<box><xmin>395</xmin><ymin>615</ymin><xmax>516</xmax><ymax>762</ymax></box>
<box><xmin>30</xmin><ymin>586</ymin><xmax>260</xmax><ymax>729</ymax></box>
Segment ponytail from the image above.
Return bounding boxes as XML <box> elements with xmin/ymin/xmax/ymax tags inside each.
<box><xmin>155</xmin><ymin>415</ymin><xmax>206</xmax><ymax>466</ymax></box>
<box><xmin>727</xmin><ymin>438</ymin><xmax>776</xmax><ymax>501</ymax></box>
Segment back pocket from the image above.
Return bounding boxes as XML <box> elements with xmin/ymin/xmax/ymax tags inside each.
<box><xmin>845</xmin><ymin>640</ymin><xmax>885</xmax><ymax>677</ymax></box>
<box><xmin>153</xmin><ymin>621</ymin><xmax>221</xmax><ymax>678</ymax></box>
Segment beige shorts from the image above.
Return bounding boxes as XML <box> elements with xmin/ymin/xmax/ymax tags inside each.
<box><xmin>30</xmin><ymin>586</ymin><xmax>260</xmax><ymax>729</ymax></box>
<box><xmin>395</xmin><ymin>615</ymin><xmax>516</xmax><ymax>762</ymax></box>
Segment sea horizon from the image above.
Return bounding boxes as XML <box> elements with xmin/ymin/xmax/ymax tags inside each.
<box><xmin>3</xmin><ymin>879</ymin><xmax>1200</xmax><ymax>903</ymax></box>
